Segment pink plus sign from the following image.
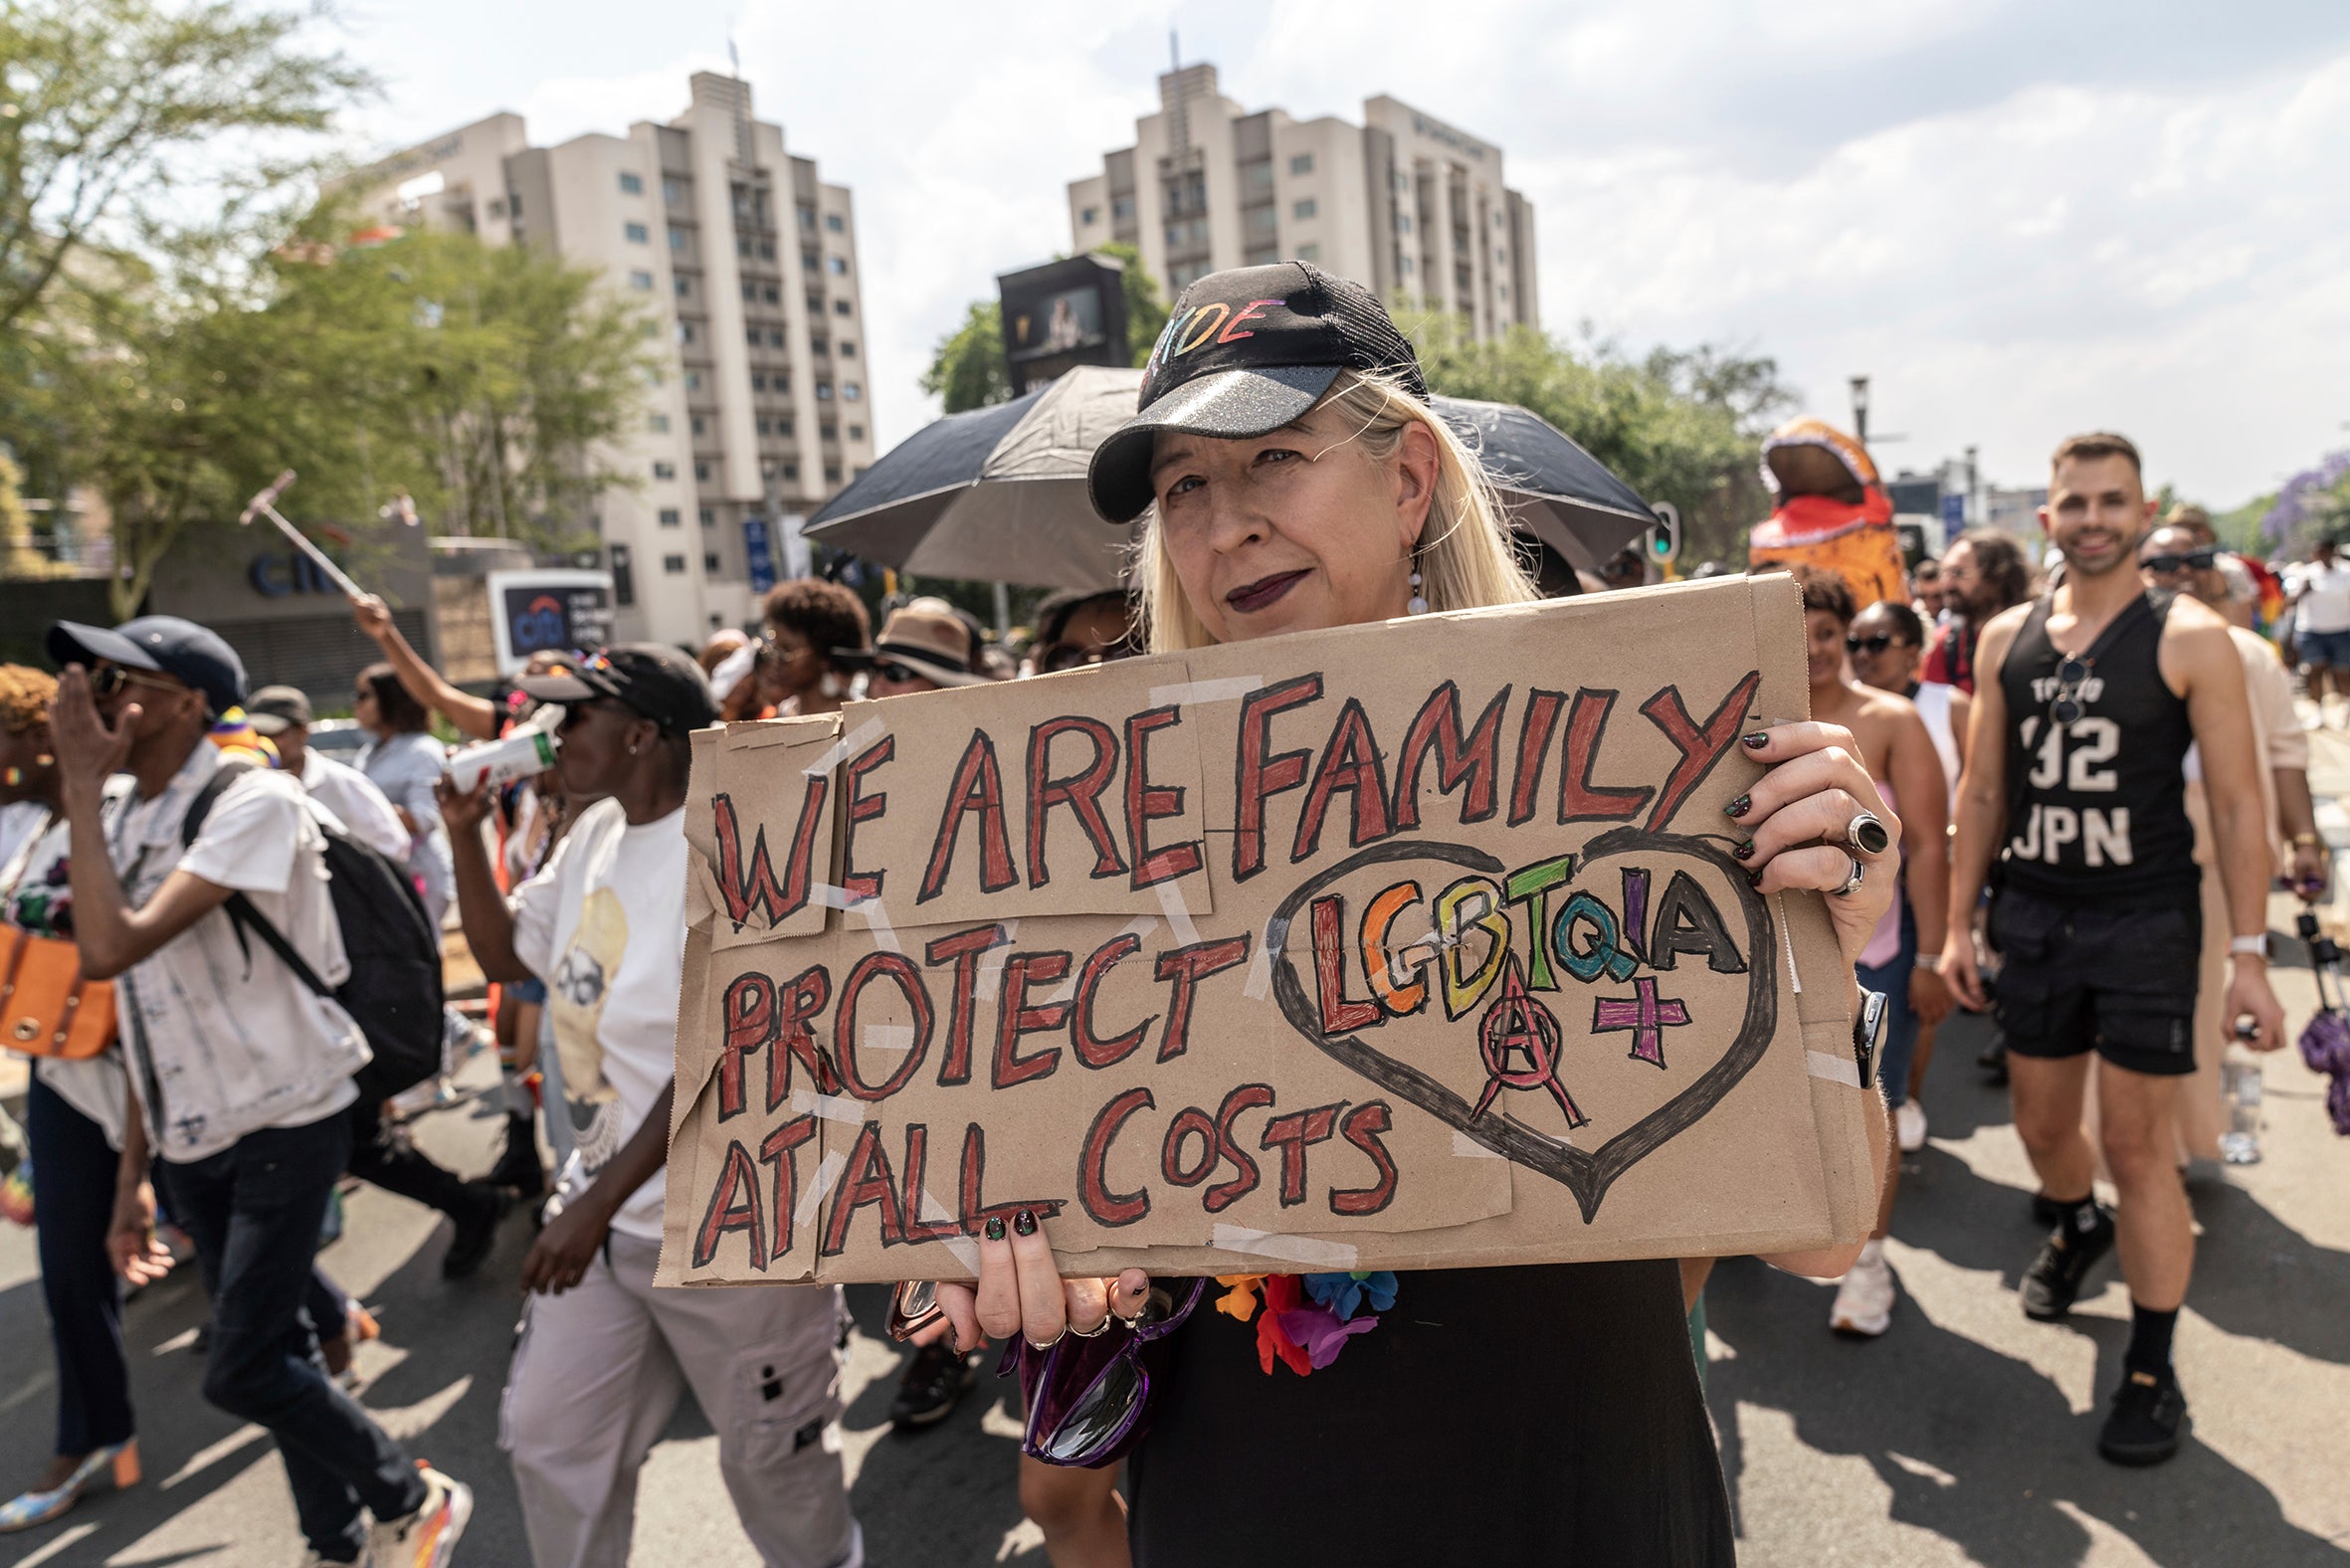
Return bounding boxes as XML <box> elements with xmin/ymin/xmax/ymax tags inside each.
<box><xmin>1591</xmin><ymin>976</ymin><xmax>1690</xmax><ymax>1070</ymax></box>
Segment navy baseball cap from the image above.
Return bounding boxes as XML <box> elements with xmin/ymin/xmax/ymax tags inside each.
<box><xmin>47</xmin><ymin>617</ymin><xmax>248</xmax><ymax>718</ymax></box>
<box><xmin>1086</xmin><ymin>260</ymin><xmax>1429</xmax><ymax>524</ymax></box>
<box><xmin>516</xmin><ymin>643</ymin><xmax>718</xmax><ymax>735</ymax></box>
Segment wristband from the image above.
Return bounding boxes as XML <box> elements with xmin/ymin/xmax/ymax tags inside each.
<box><xmin>2292</xmin><ymin>832</ymin><xmax>2323</xmax><ymax>848</ymax></box>
<box><xmin>1913</xmin><ymin>952</ymin><xmax>1943</xmax><ymax>972</ymax></box>
<box><xmin>2228</xmin><ymin>934</ymin><xmax>2268</xmax><ymax>959</ymax></box>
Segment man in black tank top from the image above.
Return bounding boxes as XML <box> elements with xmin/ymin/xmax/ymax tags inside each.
<box><xmin>1939</xmin><ymin>433</ymin><xmax>2285</xmax><ymax>1470</ymax></box>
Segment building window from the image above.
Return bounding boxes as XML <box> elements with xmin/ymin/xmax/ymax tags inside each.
<box><xmin>663</xmin><ymin>177</ymin><xmax>685</xmax><ymax>205</ymax></box>
<box><xmin>848</xmin><ymin>424</ymin><xmax>866</xmax><ymax>441</ymax></box>
<box><xmin>649</xmin><ymin>413</ymin><xmax>670</xmax><ymax>433</ymax></box>
<box><xmin>821</xmin><ymin>423</ymin><xmax>838</xmax><ymax>442</ymax></box>
<box><xmin>685</xmin><ymin>371</ymin><xmax>702</xmax><ymax>391</ymax></box>
<box><xmin>1495</xmin><ymin>247</ymin><xmax>1506</xmax><ymax>263</ymax></box>
<box><xmin>699</xmin><ymin>506</ymin><xmax>716</xmax><ymax>526</ymax></box>
<box><xmin>777</xmin><ymin>417</ymin><xmax>794</xmax><ymax>436</ymax></box>
<box><xmin>797</xmin><ymin>205</ymin><xmax>817</xmax><ymax>233</ymax></box>
<box><xmin>704</xmin><ymin>551</ymin><xmax>721</xmax><ymax>574</ymax></box>
<box><xmin>1397</xmin><ymin>214</ymin><xmax>1413</xmax><ymax>234</ymax></box>
<box><xmin>1296</xmin><ymin>243</ymin><xmax>1320</xmax><ymax>263</ymax></box>
<box><xmin>746</xmin><ymin>327</ymin><xmax>761</xmax><ymax>347</ymax></box>
<box><xmin>774</xmin><ymin>377</ymin><xmax>791</xmax><ymax>396</ymax></box>
<box><xmin>653</xmin><ymin>461</ymin><xmax>676</xmax><ymax>480</ymax></box>
<box><xmin>783</xmin><ymin>463</ymin><xmax>800</xmax><ymax>482</ymax></box>
<box><xmin>756</xmin><ymin>417</ymin><xmax>772</xmax><ymax>435</ymax></box>
<box><xmin>1289</xmin><ymin>152</ymin><xmax>1315</xmax><ymax>175</ymax></box>
<box><xmin>1399</xmin><ymin>255</ymin><xmax>1414</xmax><ymax>275</ymax></box>
<box><xmin>839</xmin><ymin>339</ymin><xmax>857</xmax><ymax>358</ymax></box>
<box><xmin>668</xmin><ymin>227</ymin><xmax>687</xmax><ymax>253</ymax></box>
<box><xmin>1292</xmin><ymin>198</ymin><xmax>1317</xmax><ymax>220</ymax></box>
<box><xmin>508</xmin><ymin>193</ymin><xmax>523</xmax><ymax>218</ymax></box>
<box><xmin>811</xmin><ymin>335</ymin><xmax>829</xmax><ymax>355</ymax></box>
<box><xmin>802</xmin><ymin>250</ymin><xmax>820</xmax><ymax>272</ymax></box>
<box><xmin>751</xmin><ymin>373</ymin><xmax>766</xmax><ymax>392</ymax></box>
<box><xmin>741</xmin><ymin>281</ymin><xmax>756</xmax><ymax>302</ymax></box>
<box><xmin>768</xmin><ymin>328</ymin><xmax>785</xmax><ymax>347</ymax></box>
<box><xmin>1242</xmin><ymin>160</ymin><xmax>1273</xmax><ymax>199</ymax></box>
<box><xmin>1495</xmin><ymin>211</ymin><xmax>1506</xmax><ymax>227</ymax></box>
<box><xmin>619</xmin><ymin>171</ymin><xmax>644</xmax><ymax>195</ymax></box>
<box><xmin>611</xmin><ymin>544</ymin><xmax>635</xmax><ymax>605</ymax></box>
<box><xmin>659</xmin><ymin>507</ymin><xmax>682</xmax><ymax>527</ymax></box>
<box><xmin>663</xmin><ymin>553</ymin><xmax>686</xmax><ymax>574</ymax></box>
<box><xmin>1497</xmin><ymin>285</ymin><xmax>1508</xmax><ymax>300</ymax></box>
<box><xmin>824</xmin><ymin>466</ymin><xmax>842</xmax><ymax>485</ymax></box>
<box><xmin>824</xmin><ymin>213</ymin><xmax>845</xmax><ymax>233</ymax></box>
<box><xmin>624</xmin><ymin>222</ymin><xmax>650</xmax><ymax>243</ymax></box>
<box><xmin>815</xmin><ymin>382</ymin><xmax>833</xmax><ymax>401</ymax></box>
<box><xmin>1112</xmin><ymin>194</ymin><xmax>1134</xmax><ymax>220</ymax></box>
<box><xmin>629</xmin><ymin>270</ymin><xmax>654</xmax><ymax>290</ymax></box>
<box><xmin>762</xmin><ymin>285</ymin><xmax>779</xmax><ymax>303</ymax></box>
<box><xmin>677</xmin><ymin>321</ymin><xmax>695</xmax><ymax>344</ymax></box>
<box><xmin>1080</xmin><ymin>205</ymin><xmax>1100</xmax><ymax>226</ymax></box>
<box><xmin>690</xmin><ymin>415</ymin><xmax>706</xmax><ymax>436</ymax></box>
<box><xmin>675</xmin><ymin>277</ymin><xmax>690</xmax><ymax>298</ymax></box>
<box><xmin>736</xmin><ymin>237</ymin><xmax>752</xmax><ymax>259</ymax></box>
<box><xmin>843</xmin><ymin>382</ymin><xmax>862</xmax><ymax>401</ymax></box>
<box><xmin>826</xmin><ymin>256</ymin><xmax>847</xmax><ymax>275</ymax></box>
<box><xmin>833</xmin><ymin>298</ymin><xmax>852</xmax><ymax>316</ymax></box>
<box><xmin>694</xmin><ymin>461</ymin><xmax>711</xmax><ymax>483</ymax></box>
<box><xmin>758</xmin><ymin>240</ymin><xmax>775</xmax><ymax>260</ymax></box>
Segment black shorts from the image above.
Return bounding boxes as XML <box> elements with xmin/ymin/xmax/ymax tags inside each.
<box><xmin>1988</xmin><ymin>885</ymin><xmax>2201</xmax><ymax>1078</ymax></box>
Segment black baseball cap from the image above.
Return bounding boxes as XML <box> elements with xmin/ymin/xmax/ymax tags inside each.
<box><xmin>47</xmin><ymin>616</ymin><xmax>247</xmax><ymax>719</ymax></box>
<box><xmin>516</xmin><ymin>643</ymin><xmax>718</xmax><ymax>735</ymax></box>
<box><xmin>1087</xmin><ymin>260</ymin><xmax>1429</xmax><ymax>524</ymax></box>
<box><xmin>245</xmin><ymin>686</ymin><xmax>314</xmax><ymax>735</ymax></box>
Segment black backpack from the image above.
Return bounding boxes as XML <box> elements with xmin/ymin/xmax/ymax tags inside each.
<box><xmin>182</xmin><ymin>758</ymin><xmax>444</xmax><ymax>1100</ymax></box>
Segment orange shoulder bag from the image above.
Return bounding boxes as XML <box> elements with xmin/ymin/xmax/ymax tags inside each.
<box><xmin>0</xmin><ymin>814</ymin><xmax>116</xmax><ymax>1060</ymax></box>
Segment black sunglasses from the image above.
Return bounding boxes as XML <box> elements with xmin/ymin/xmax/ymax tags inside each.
<box><xmin>1844</xmin><ymin>634</ymin><xmax>1911</xmax><ymax>656</ymax></box>
<box><xmin>871</xmin><ymin>661</ymin><xmax>927</xmax><ymax>686</ymax></box>
<box><xmin>2141</xmin><ymin>549</ymin><xmax>2216</xmax><ymax>574</ymax></box>
<box><xmin>91</xmin><ymin>665</ymin><xmax>184</xmax><ymax>699</ymax></box>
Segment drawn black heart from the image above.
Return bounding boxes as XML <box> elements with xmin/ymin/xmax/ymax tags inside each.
<box><xmin>1265</xmin><ymin>826</ymin><xmax>1776</xmax><ymax>1223</ymax></box>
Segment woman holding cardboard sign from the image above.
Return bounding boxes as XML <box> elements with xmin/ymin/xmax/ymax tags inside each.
<box><xmin>925</xmin><ymin>263</ymin><xmax>1898</xmax><ymax>1565</ymax></box>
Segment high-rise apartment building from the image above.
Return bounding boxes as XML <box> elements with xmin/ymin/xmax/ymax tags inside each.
<box><xmin>346</xmin><ymin>74</ymin><xmax>876</xmax><ymax>644</ymax></box>
<box><xmin>1069</xmin><ymin>64</ymin><xmax>1537</xmax><ymax>338</ymax></box>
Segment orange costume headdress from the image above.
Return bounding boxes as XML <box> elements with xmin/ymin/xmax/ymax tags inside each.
<box><xmin>1748</xmin><ymin>417</ymin><xmax>1905</xmax><ymax>609</ymax></box>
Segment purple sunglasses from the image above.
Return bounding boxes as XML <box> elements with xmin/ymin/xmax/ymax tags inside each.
<box><xmin>1000</xmin><ymin>1278</ymin><xmax>1206</xmax><ymax>1468</ymax></box>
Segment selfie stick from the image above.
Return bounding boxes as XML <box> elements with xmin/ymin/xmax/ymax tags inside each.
<box><xmin>237</xmin><ymin>470</ymin><xmax>368</xmax><ymax>600</ymax></box>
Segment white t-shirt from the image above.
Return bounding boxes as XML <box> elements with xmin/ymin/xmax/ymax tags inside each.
<box><xmin>298</xmin><ymin>748</ymin><xmax>411</xmax><ymax>862</ymax></box>
<box><xmin>2291</xmin><ymin>558</ymin><xmax>2350</xmax><ymax>634</ymax></box>
<box><xmin>360</xmin><ymin>731</ymin><xmax>454</xmax><ymax>926</ymax></box>
<box><xmin>109</xmin><ymin>744</ymin><xmax>364</xmax><ymax>1163</ymax></box>
<box><xmin>2</xmin><ymin>795</ymin><xmax>131</xmax><ymax>1149</ymax></box>
<box><xmin>508</xmin><ymin>798</ymin><xmax>686</xmax><ymax>1240</ymax></box>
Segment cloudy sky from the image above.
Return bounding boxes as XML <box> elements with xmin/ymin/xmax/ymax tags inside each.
<box><xmin>337</xmin><ymin>0</ymin><xmax>2350</xmax><ymax>510</ymax></box>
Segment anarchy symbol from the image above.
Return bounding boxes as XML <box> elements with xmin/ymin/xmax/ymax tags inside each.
<box><xmin>1471</xmin><ymin>952</ymin><xmax>1586</xmax><ymax>1128</ymax></box>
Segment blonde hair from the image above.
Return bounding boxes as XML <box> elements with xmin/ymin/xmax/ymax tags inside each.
<box><xmin>0</xmin><ymin>665</ymin><xmax>58</xmax><ymax>734</ymax></box>
<box><xmin>1135</xmin><ymin>369</ymin><xmax>1539</xmax><ymax>654</ymax></box>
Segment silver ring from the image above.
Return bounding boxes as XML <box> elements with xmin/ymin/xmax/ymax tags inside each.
<box><xmin>1846</xmin><ymin>811</ymin><xmax>1891</xmax><ymax>857</ymax></box>
<box><xmin>1024</xmin><ymin>1326</ymin><xmax>1067</xmax><ymax>1352</ymax></box>
<box><xmin>1068</xmin><ymin>1313</ymin><xmax>1113</xmax><ymax>1339</ymax></box>
<box><xmin>1831</xmin><ymin>854</ymin><xmax>1865</xmax><ymax>896</ymax></box>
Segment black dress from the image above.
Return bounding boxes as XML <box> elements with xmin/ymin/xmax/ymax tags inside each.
<box><xmin>1126</xmin><ymin>1259</ymin><xmax>1736</xmax><ymax>1566</ymax></box>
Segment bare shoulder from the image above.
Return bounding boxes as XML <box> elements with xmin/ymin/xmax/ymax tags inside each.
<box><xmin>1974</xmin><ymin>603</ymin><xmax>2033</xmax><ymax>677</ymax></box>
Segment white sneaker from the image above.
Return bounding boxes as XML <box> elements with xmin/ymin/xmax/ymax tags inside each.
<box><xmin>1830</xmin><ymin>1239</ymin><xmax>1895</xmax><ymax>1337</ymax></box>
<box><xmin>366</xmin><ymin>1466</ymin><xmax>471</xmax><ymax>1568</ymax></box>
<box><xmin>1896</xmin><ymin>1098</ymin><xmax>1928</xmax><ymax>1153</ymax></box>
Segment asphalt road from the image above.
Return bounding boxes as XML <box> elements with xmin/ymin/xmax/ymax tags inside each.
<box><xmin>3</xmin><ymin>945</ymin><xmax>2347</xmax><ymax>1566</ymax></box>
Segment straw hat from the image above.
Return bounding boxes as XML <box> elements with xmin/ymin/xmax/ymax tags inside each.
<box><xmin>869</xmin><ymin>603</ymin><xmax>984</xmax><ymax>687</ymax></box>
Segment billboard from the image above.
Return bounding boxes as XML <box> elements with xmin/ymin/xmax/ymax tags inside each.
<box><xmin>487</xmin><ymin>568</ymin><xmax>616</xmax><ymax>675</ymax></box>
<box><xmin>999</xmin><ymin>254</ymin><xmax>1130</xmax><ymax>395</ymax></box>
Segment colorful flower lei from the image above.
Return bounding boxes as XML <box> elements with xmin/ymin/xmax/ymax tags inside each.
<box><xmin>1213</xmin><ymin>1271</ymin><xmax>1398</xmax><ymax>1376</ymax></box>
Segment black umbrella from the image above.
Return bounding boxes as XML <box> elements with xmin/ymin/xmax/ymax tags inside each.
<box><xmin>806</xmin><ymin>366</ymin><xmax>1657</xmax><ymax>589</ymax></box>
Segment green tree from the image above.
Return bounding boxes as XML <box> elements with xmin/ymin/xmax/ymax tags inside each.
<box><xmin>919</xmin><ymin>244</ymin><xmax>1169</xmax><ymax>416</ymax></box>
<box><xmin>29</xmin><ymin>217</ymin><xmax>649</xmax><ymax>617</ymax></box>
<box><xmin>1404</xmin><ymin>315</ymin><xmax>1794</xmax><ymax>568</ymax></box>
<box><xmin>0</xmin><ymin>0</ymin><xmax>370</xmax><ymax>338</ymax></box>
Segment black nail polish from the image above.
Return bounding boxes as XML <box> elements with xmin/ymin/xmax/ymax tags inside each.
<box><xmin>1013</xmin><ymin>1209</ymin><xmax>1038</xmax><ymax>1238</ymax></box>
<box><xmin>1741</xmin><ymin>731</ymin><xmax>1771</xmax><ymax>750</ymax></box>
<box><xmin>1732</xmin><ymin>841</ymin><xmax>1754</xmax><ymax>862</ymax></box>
<box><xmin>1726</xmin><ymin>794</ymin><xmax>1750</xmax><ymax>818</ymax></box>
<box><xmin>1745</xmin><ymin>869</ymin><xmax>1764</xmax><ymax>888</ymax></box>
<box><xmin>984</xmin><ymin>1215</ymin><xmax>1006</xmax><ymax>1242</ymax></box>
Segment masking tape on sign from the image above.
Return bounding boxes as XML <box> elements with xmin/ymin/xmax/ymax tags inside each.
<box><xmin>1805</xmin><ymin>1049</ymin><xmax>1861</xmax><ymax>1088</ymax></box>
<box><xmin>791</xmin><ymin>1089</ymin><xmax>867</xmax><ymax>1123</ymax></box>
<box><xmin>861</xmin><ymin>1024</ymin><xmax>915</xmax><ymax>1054</ymax></box>
<box><xmin>1452</xmin><ymin>1131</ymin><xmax>1511</xmax><ymax>1157</ymax></box>
<box><xmin>1212</xmin><ymin>1225</ymin><xmax>1358</xmax><ymax>1271</ymax></box>
<box><xmin>1153</xmin><ymin>881</ymin><xmax>1201</xmax><ymax>948</ymax></box>
<box><xmin>916</xmin><ymin>1188</ymin><xmax>980</xmax><ymax>1272</ymax></box>
<box><xmin>1148</xmin><ymin>675</ymin><xmax>1263</xmax><ymax>707</ymax></box>
<box><xmin>795</xmin><ymin>1149</ymin><xmax>849</xmax><ymax>1226</ymax></box>
<box><xmin>1242</xmin><ymin>926</ymin><xmax>1275</xmax><ymax>1000</ymax></box>
<box><xmin>804</xmin><ymin>717</ymin><xmax>889</xmax><ymax>777</ymax></box>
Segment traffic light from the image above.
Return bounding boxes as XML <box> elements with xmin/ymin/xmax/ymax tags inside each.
<box><xmin>1646</xmin><ymin>501</ymin><xmax>1681</xmax><ymax>567</ymax></box>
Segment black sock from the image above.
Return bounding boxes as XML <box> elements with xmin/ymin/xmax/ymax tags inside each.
<box><xmin>2125</xmin><ymin>1303</ymin><xmax>2179</xmax><ymax>1377</ymax></box>
<box><xmin>2053</xmin><ymin>1194</ymin><xmax>2101</xmax><ymax>1244</ymax></box>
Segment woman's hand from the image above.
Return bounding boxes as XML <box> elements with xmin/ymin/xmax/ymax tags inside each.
<box><xmin>1729</xmin><ymin>721</ymin><xmax>1900</xmax><ymax>973</ymax></box>
<box><xmin>434</xmin><ymin>775</ymin><xmax>494</xmax><ymax>837</ymax></box>
<box><xmin>932</xmin><ymin>1210</ymin><xmax>1150</xmax><ymax>1353</ymax></box>
<box><xmin>106</xmin><ymin>1180</ymin><xmax>173</xmax><ymax>1286</ymax></box>
<box><xmin>350</xmin><ymin>593</ymin><xmax>396</xmax><ymax>644</ymax></box>
<box><xmin>1909</xmin><ymin>962</ymin><xmax>1954</xmax><ymax>1027</ymax></box>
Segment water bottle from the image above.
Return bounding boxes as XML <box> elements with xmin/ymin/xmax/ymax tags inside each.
<box><xmin>2220</xmin><ymin>1038</ymin><xmax>2263</xmax><ymax>1165</ymax></box>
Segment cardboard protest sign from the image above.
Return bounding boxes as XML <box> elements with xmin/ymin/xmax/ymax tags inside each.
<box><xmin>660</xmin><ymin>574</ymin><xmax>1874</xmax><ymax>1286</ymax></box>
